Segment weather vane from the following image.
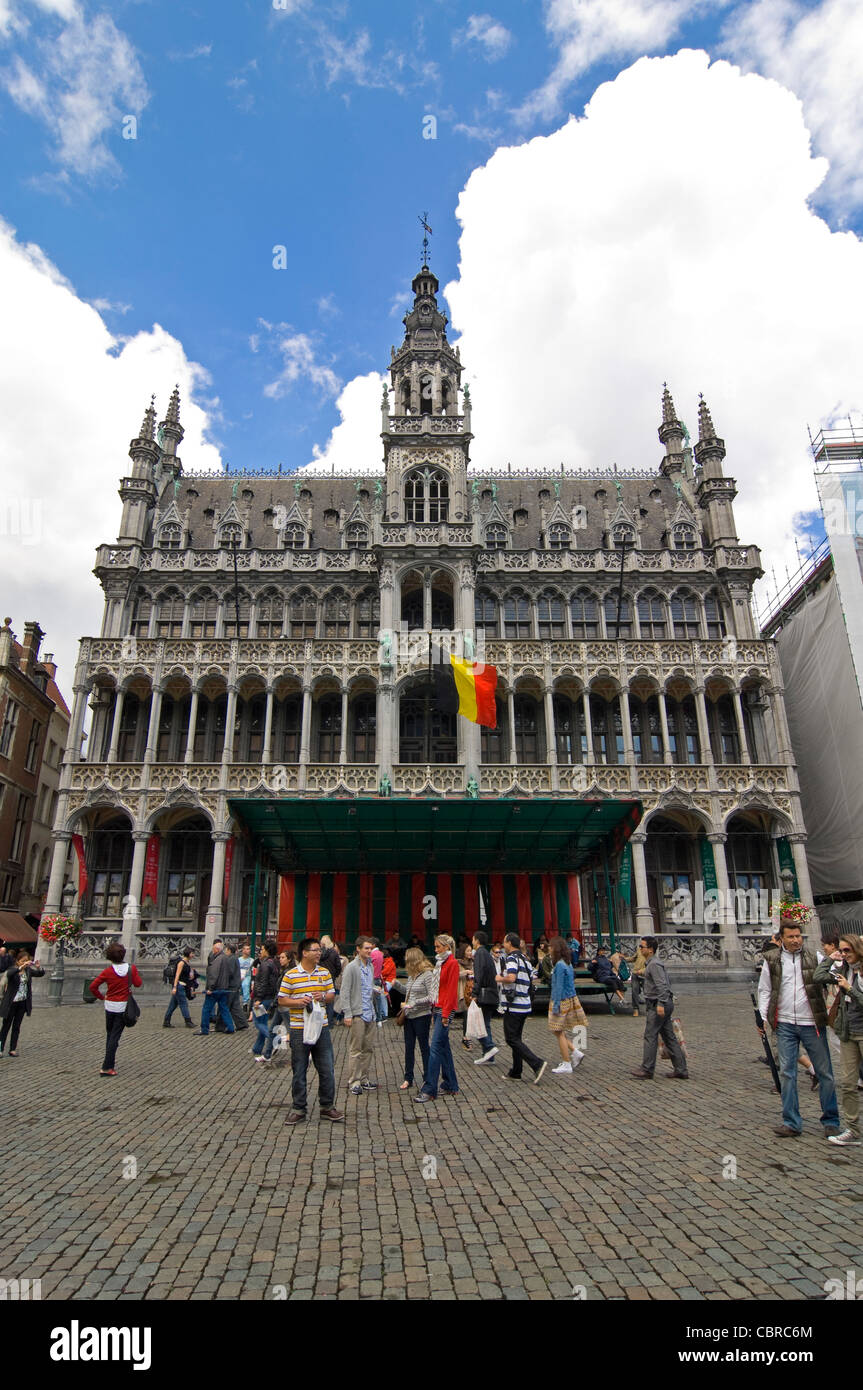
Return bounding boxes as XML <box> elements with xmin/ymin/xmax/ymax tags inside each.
<box><xmin>419</xmin><ymin>212</ymin><xmax>432</xmax><ymax>265</ymax></box>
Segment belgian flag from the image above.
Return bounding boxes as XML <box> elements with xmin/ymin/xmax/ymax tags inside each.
<box><xmin>433</xmin><ymin>654</ymin><xmax>498</xmax><ymax>728</ymax></box>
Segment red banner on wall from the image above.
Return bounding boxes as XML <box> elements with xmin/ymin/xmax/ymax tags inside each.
<box><xmin>72</xmin><ymin>833</ymin><xmax>88</xmax><ymax>899</ymax></box>
<box><xmin>142</xmin><ymin>834</ymin><xmax>161</xmax><ymax>904</ymax></box>
<box><xmin>223</xmin><ymin>836</ymin><xmax>236</xmax><ymax>906</ymax></box>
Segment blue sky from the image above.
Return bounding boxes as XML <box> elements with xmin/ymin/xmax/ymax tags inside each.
<box><xmin>2</xmin><ymin>0</ymin><xmax>863</xmax><ymax>682</ymax></box>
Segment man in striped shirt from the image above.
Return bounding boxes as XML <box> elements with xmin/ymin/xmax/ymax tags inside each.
<box><xmin>497</xmin><ymin>931</ymin><xmax>547</xmax><ymax>1084</ymax></box>
<box><xmin>279</xmin><ymin>939</ymin><xmax>343</xmax><ymax>1124</ymax></box>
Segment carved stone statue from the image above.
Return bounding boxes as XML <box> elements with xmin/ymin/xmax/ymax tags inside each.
<box><xmin>379</xmin><ymin>773</ymin><xmax>391</xmax><ymax>798</ymax></box>
<box><xmin>466</xmin><ymin>776</ymin><xmax>479</xmax><ymax>800</ymax></box>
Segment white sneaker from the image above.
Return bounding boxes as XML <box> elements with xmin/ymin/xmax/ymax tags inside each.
<box><xmin>827</xmin><ymin>1129</ymin><xmax>861</xmax><ymax>1145</ymax></box>
<box><xmin>473</xmin><ymin>1047</ymin><xmax>499</xmax><ymax>1066</ymax></box>
<box><xmin>570</xmin><ymin>1048</ymin><xmax>585</xmax><ymax>1068</ymax></box>
<box><xmin>552</xmin><ymin>1062</ymin><xmax>573</xmax><ymax>1074</ymax></box>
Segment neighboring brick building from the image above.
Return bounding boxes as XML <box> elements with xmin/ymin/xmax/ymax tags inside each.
<box><xmin>0</xmin><ymin>619</ymin><xmax>72</xmax><ymax>927</ymax></box>
<box><xmin>44</xmin><ymin>257</ymin><xmax>817</xmax><ymax>973</ymax></box>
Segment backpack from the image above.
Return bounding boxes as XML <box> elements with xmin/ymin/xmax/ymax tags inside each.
<box><xmin>163</xmin><ymin>954</ymin><xmax>182</xmax><ymax>987</ymax></box>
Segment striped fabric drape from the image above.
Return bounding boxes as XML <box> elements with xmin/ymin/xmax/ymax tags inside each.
<box><xmin>277</xmin><ymin>872</ymin><xmax>581</xmax><ymax>947</ymax></box>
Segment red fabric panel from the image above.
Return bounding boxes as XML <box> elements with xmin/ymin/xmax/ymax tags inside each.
<box><xmin>489</xmin><ymin>874</ymin><xmax>506</xmax><ymax>941</ymax></box>
<box><xmin>542</xmin><ymin>874</ymin><xmax>555</xmax><ymax>936</ymax></box>
<box><xmin>359</xmin><ymin>874</ymin><xmax>372</xmax><ymax>937</ymax></box>
<box><xmin>332</xmin><ymin>873</ymin><xmax>347</xmax><ymax>935</ymax></box>
<box><xmin>386</xmin><ymin>874</ymin><xmax>400</xmax><ymax>935</ymax></box>
<box><xmin>569</xmin><ymin>874</ymin><xmax>582</xmax><ymax>939</ymax></box>
<box><xmin>278</xmin><ymin>875</ymin><xmax>294</xmax><ymax>946</ymax></box>
<box><xmin>473</xmin><ymin>663</ymin><xmax>498</xmax><ymax>728</ymax></box>
<box><xmin>306</xmin><ymin>874</ymin><xmax>321</xmax><ymax>934</ymax></box>
<box><xmin>516</xmin><ymin>875</ymin><xmax>531</xmax><ymax>936</ymax></box>
<box><xmin>463</xmin><ymin>874</ymin><xmax>479</xmax><ymax>938</ymax></box>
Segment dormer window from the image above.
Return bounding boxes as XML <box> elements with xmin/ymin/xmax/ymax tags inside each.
<box><xmin>346</xmin><ymin>524</ymin><xmax>367</xmax><ymax>550</ymax></box>
<box><xmin>404</xmin><ymin>468</ymin><xmax>449</xmax><ymax>523</ymax></box>
<box><xmin>672</xmin><ymin>524</ymin><xmax>697</xmax><ymax>551</ymax></box>
<box><xmin>485</xmin><ymin>524</ymin><xmax>507</xmax><ymax>551</ymax></box>
<box><xmin>283</xmin><ymin>524</ymin><xmax>306</xmax><ymax>551</ymax></box>
<box><xmin>611</xmin><ymin>523</ymin><xmax>636</xmax><ymax>550</ymax></box>
<box><xmin>548</xmin><ymin>523</ymin><xmax>571</xmax><ymax>551</ymax></box>
<box><xmin>158</xmin><ymin>524</ymin><xmax>181</xmax><ymax>551</ymax></box>
<box><xmin>218</xmin><ymin>524</ymin><xmax>242</xmax><ymax>551</ymax></box>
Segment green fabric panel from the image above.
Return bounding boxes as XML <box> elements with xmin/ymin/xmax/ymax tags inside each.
<box><xmin>425</xmin><ymin>873</ymin><xmax>436</xmax><ymax>934</ymax></box>
<box><xmin>293</xmin><ymin>875</ymin><xmax>308</xmax><ymax>935</ymax></box>
<box><xmin>529</xmin><ymin>875</ymin><xmax>545</xmax><ymax>935</ymax></box>
<box><xmin>451</xmin><ymin>874</ymin><xmax>465</xmax><ymax>940</ymax></box>
<box><xmin>319</xmin><ymin>874</ymin><xmax>333</xmax><ymax>932</ymax></box>
<box><xmin>504</xmin><ymin>875</ymin><xmax>519</xmax><ymax>934</ymax></box>
<box><xmin>399</xmin><ymin>872</ymin><xmax>413</xmax><ymax>926</ymax></box>
<box><xmin>372</xmin><ymin>873</ymin><xmax>387</xmax><ymax>937</ymax></box>
<box><xmin>555</xmin><ymin>876</ymin><xmax>571</xmax><ymax>933</ymax></box>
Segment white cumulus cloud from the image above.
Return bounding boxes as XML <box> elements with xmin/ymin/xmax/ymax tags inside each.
<box><xmin>0</xmin><ymin>218</ymin><xmax>223</xmax><ymax>690</ymax></box>
<box><xmin>307</xmin><ymin>372</ymin><xmax>386</xmax><ymax>473</ymax></box>
<box><xmin>454</xmin><ymin>14</ymin><xmax>513</xmax><ymax>61</ymax></box>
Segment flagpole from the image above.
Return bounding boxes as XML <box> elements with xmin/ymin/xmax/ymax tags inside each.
<box><xmin>425</xmin><ymin>630</ymin><xmax>432</xmax><ymax>765</ymax></box>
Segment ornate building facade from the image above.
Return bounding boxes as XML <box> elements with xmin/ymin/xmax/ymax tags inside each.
<box><xmin>43</xmin><ymin>260</ymin><xmax>816</xmax><ymax>971</ymax></box>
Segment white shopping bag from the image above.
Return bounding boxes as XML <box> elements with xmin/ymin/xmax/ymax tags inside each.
<box><xmin>302</xmin><ymin>1001</ymin><xmax>325</xmax><ymax>1044</ymax></box>
<box><xmin>465</xmin><ymin>1000</ymin><xmax>487</xmax><ymax>1041</ymax></box>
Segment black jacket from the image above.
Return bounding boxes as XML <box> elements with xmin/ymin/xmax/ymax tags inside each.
<box><xmin>0</xmin><ymin>964</ymin><xmax>45</xmax><ymax>1018</ymax></box>
<box><xmin>472</xmin><ymin>946</ymin><xmax>499</xmax><ymax>1007</ymax></box>
<box><xmin>254</xmin><ymin>957</ymin><xmax>280</xmax><ymax>1001</ymax></box>
<box><xmin>319</xmin><ymin>947</ymin><xmax>341</xmax><ymax>982</ymax></box>
<box><xmin>223</xmin><ymin>956</ymin><xmax>241</xmax><ymax>991</ymax></box>
<box><xmin>205</xmin><ymin>953</ymin><xmax>232</xmax><ymax>991</ymax></box>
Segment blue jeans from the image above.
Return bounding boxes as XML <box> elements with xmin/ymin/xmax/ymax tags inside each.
<box><xmin>164</xmin><ymin>984</ymin><xmax>191</xmax><ymax>1024</ymax></box>
<box><xmin>252</xmin><ymin>999</ymin><xmax>275</xmax><ymax>1057</ymax></box>
<box><xmin>200</xmin><ymin>990</ymin><xmax>235</xmax><ymax>1034</ymax></box>
<box><xmin>479</xmin><ymin>1002</ymin><xmax>497</xmax><ymax>1054</ymax></box>
<box><xmin>775</xmin><ymin>1022</ymin><xmax>839</xmax><ymax>1132</ymax></box>
<box><xmin>420</xmin><ymin>1009</ymin><xmax>459</xmax><ymax>1097</ymax></box>
<box><xmin>289</xmin><ymin>1027</ymin><xmax>335</xmax><ymax>1113</ymax></box>
<box><xmin>403</xmin><ymin>1012</ymin><xmax>431</xmax><ymax>1085</ymax></box>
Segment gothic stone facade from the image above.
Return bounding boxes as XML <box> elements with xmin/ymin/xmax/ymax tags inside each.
<box><xmin>43</xmin><ymin>263</ymin><xmax>816</xmax><ymax>967</ymax></box>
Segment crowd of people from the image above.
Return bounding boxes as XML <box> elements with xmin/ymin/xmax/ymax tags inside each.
<box><xmin>3</xmin><ymin>921</ymin><xmax>862</xmax><ymax>1144</ymax></box>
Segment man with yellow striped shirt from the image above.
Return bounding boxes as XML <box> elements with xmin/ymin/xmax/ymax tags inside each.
<box><xmin>279</xmin><ymin>939</ymin><xmax>343</xmax><ymax>1124</ymax></box>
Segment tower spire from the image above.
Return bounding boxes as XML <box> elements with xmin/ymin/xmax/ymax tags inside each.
<box><xmin>694</xmin><ymin>393</ymin><xmax>726</xmax><ymax>473</ymax></box>
<box><xmin>158</xmin><ymin>383</ymin><xmax>184</xmax><ymax>476</ymax></box>
<box><xmin>140</xmin><ymin>394</ymin><xmax>157</xmax><ymax>442</ymax></box>
<box><xmin>658</xmin><ymin>382</ymin><xmax>685</xmax><ymax>479</ymax></box>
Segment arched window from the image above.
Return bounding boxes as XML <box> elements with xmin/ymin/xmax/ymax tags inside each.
<box><xmin>603</xmin><ymin>593</ymin><xmax>632</xmax><ymax>639</ymax></box>
<box><xmin>322</xmin><ymin>590</ymin><xmax>350</xmax><ymax>639</ymax></box>
<box><xmin>315</xmin><ymin>695</ymin><xmax>342</xmax><ymax>762</ymax></box>
<box><xmin>553</xmin><ymin>694</ymin><xmax>585</xmax><ymax>765</ymax></box>
<box><xmin>256</xmin><ymin>590</ymin><xmax>284</xmax><ymax>640</ymax></box>
<box><xmin>570</xmin><ymin>589</ymin><xmax>600</xmax><ymax>640</ymax></box>
<box><xmin>419</xmin><ymin>374</ymin><xmax>433</xmax><ymax>415</ymax></box>
<box><xmin>475</xmin><ymin>590</ymin><xmax>498</xmax><ymax>634</ymax></box>
<box><xmin>666</xmin><ymin>694</ymin><xmax>700</xmax><ymax>765</ymax></box>
<box><xmin>548</xmin><ymin>523</ymin><xmax>571</xmax><ymax>551</ymax></box>
<box><xmin>355</xmin><ymin>589</ymin><xmax>380</xmax><ymax>639</ymax></box>
<box><xmin>590</xmin><ymin>693</ymin><xmax>623</xmax><ymax>764</ymax></box>
<box><xmin>440</xmin><ymin>379</ymin><xmax>451</xmax><ymax>413</ymax></box>
<box><xmin>192</xmin><ymin>693</ymin><xmax>227</xmax><ymax>761</ymax></box>
<box><xmin>284</xmin><ymin>524</ymin><xmax>306</xmax><ymax>551</ymax></box>
<box><xmin>86</xmin><ymin>818</ymin><xmax>133</xmax><ymax>918</ymax></box>
<box><xmin>130</xmin><ymin>589</ymin><xmax>152</xmax><ymax>639</ymax></box>
<box><xmin>275</xmin><ymin>695</ymin><xmax>302</xmax><ymax>763</ymax></box>
<box><xmin>672</xmin><ymin>523</ymin><xmax>697</xmax><ymax>551</ymax></box>
<box><xmin>704</xmin><ymin>591</ymin><xmax>727</xmax><ymax>639</ymax></box>
<box><xmin>430</xmin><ymin>585</ymin><xmax>454</xmax><ymax>630</ymax></box>
<box><xmin>629</xmin><ymin>694</ymin><xmax>664</xmax><ymax>765</ymax></box>
<box><xmin>637</xmin><ymin>590</ymin><xmax>668</xmax><ymax>640</ymax></box>
<box><xmin>503</xmin><ymin>591</ymin><xmax>532</xmax><ymax>639</ymax></box>
<box><xmin>289</xmin><ymin>590</ymin><xmax>317</xmax><ymax>639</ymax></box>
<box><xmin>708</xmin><ymin>694</ymin><xmax>739</xmax><ymax>764</ymax></box>
<box><xmin>346</xmin><ymin>524</ymin><xmax>367</xmax><ymax>550</ymax></box>
<box><xmin>158</xmin><ymin>524</ymin><xmax>181</xmax><ymax>551</ymax></box>
<box><xmin>401</xmin><ymin>380</ymin><xmax>411</xmax><ymax>413</ymax></box>
<box><xmin>189</xmin><ymin>590</ymin><xmax>218</xmax><ymax>639</ymax></box>
<box><xmin>117</xmin><ymin>692</ymin><xmax>149</xmax><ymax>762</ymax></box>
<box><xmin>401</xmin><ymin>585</ymin><xmax>424</xmax><ymax>631</ymax></box>
<box><xmin>481</xmin><ymin>697</ymin><xmax>507</xmax><ymax>764</ymax></box>
<box><xmin>399</xmin><ymin>684</ymin><xmax>457</xmax><ymax>764</ymax></box>
<box><xmin>537</xmin><ymin>590</ymin><xmax>565</xmax><ymax>640</ymax></box>
<box><xmin>611</xmin><ymin>523</ymin><xmax>636</xmax><ymax>550</ymax></box>
<box><xmin>671</xmin><ymin>591</ymin><xmax>700</xmax><ymax>639</ymax></box>
<box><xmin>218</xmin><ymin>524</ymin><xmax>242</xmax><ymax>551</ymax></box>
<box><xmin>223</xmin><ymin>590</ymin><xmax>251</xmax><ymax>638</ymax></box>
<box><xmin>236</xmin><ymin>693</ymin><xmax>266</xmax><ymax>761</ymax></box>
<box><xmin>350</xmin><ymin>694</ymin><xmax>376</xmax><ymax>762</ymax></box>
<box><xmin>154</xmin><ymin>588</ymin><xmax>184</xmax><ymax>640</ymax></box>
<box><xmin>155</xmin><ymin>693</ymin><xmax>192</xmax><ymax>763</ymax></box>
<box><xmin>485</xmin><ymin>523</ymin><xmax>507</xmax><ymax>551</ymax></box>
<box><xmin>513</xmin><ymin>695</ymin><xmax>543</xmax><ymax>763</ymax></box>
<box><xmin>404</xmin><ymin>469</ymin><xmax>449</xmax><ymax>523</ymax></box>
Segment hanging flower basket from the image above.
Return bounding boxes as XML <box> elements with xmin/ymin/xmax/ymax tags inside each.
<box><xmin>40</xmin><ymin>914</ymin><xmax>84</xmax><ymax>944</ymax></box>
<box><xmin>778</xmin><ymin>898</ymin><xmax>813</xmax><ymax>926</ymax></box>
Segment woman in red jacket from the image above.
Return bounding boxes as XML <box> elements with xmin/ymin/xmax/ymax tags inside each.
<box><xmin>414</xmin><ymin>934</ymin><xmax>460</xmax><ymax>1103</ymax></box>
<box><xmin>89</xmin><ymin>942</ymin><xmax>142</xmax><ymax>1076</ymax></box>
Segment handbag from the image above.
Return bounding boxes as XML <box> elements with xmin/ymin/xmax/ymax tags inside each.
<box><xmin>395</xmin><ymin>1007</ymin><xmax>407</xmax><ymax>1027</ymax></box>
<box><xmin>83</xmin><ymin>978</ymin><xmax>98</xmax><ymax>1004</ymax></box>
<box><xmin>124</xmin><ymin>993</ymin><xmax>141</xmax><ymax>1027</ymax></box>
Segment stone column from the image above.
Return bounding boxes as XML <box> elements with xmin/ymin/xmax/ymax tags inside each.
<box><xmin>204</xmin><ymin>832</ymin><xmax>232</xmax><ymax>947</ymax></box>
<box><xmin>143</xmin><ymin>684</ymin><xmax>163</xmax><ymax>765</ymax></box>
<box><xmin>543</xmin><ymin>686</ymin><xmax>557</xmax><ymax>767</ymax></box>
<box><xmin>768</xmin><ymin>684</ymin><xmax>794</xmax><ymax>766</ymax></box>
<box><xmin>507</xmin><ymin>688</ymin><xmax>517</xmax><ymax>767</ymax></box>
<box><xmin>657</xmin><ymin>690</ymin><xmax>673</xmax><ymax>765</ymax></box>
<box><xmin>339</xmin><ymin>688</ymin><xmax>349</xmax><ymax>765</ymax></box>
<box><xmin>123</xmin><ymin>830</ymin><xmax>151</xmax><ymax>950</ymax></box>
<box><xmin>694</xmin><ymin>685</ymin><xmax>713</xmax><ymax>765</ymax></box>
<box><xmin>184</xmin><ymin>688</ymin><xmax>200</xmax><ymax>764</ymax></box>
<box><xmin>582</xmin><ymin>690</ymin><xmax>593</xmax><ymax>765</ymax></box>
<box><xmin>378</xmin><ymin>677</ymin><xmax>394</xmax><ymax>780</ymax></box>
<box><xmin>629</xmin><ymin>831</ymin><xmax>654</xmax><ymax>934</ymax></box>
<box><xmin>221</xmin><ymin>684</ymin><xmax>238</xmax><ymax>764</ymax></box>
<box><xmin>67</xmin><ymin>683</ymin><xmax>89</xmax><ymax>764</ymax></box>
<box><xmin>708</xmin><ymin>831</ymin><xmax>743</xmax><ymax>966</ymax></box>
<box><xmin>42</xmin><ymin>832</ymin><xmax>73</xmax><ymax>917</ymax></box>
<box><xmin>619</xmin><ymin>688</ymin><xmax>634</xmax><ymax>766</ymax></box>
<box><xmin>106</xmin><ymin>688</ymin><xmax>125</xmax><ymax>763</ymax></box>
<box><xmin>262</xmin><ymin>687</ymin><xmax>274</xmax><ymax>764</ymax></box>
<box><xmin>732</xmin><ymin>687</ymin><xmax>751</xmax><ymax>765</ymax></box>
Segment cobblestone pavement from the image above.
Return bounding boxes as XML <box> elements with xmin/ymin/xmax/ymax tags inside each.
<box><xmin>2</xmin><ymin>988</ymin><xmax>860</xmax><ymax>1302</ymax></box>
